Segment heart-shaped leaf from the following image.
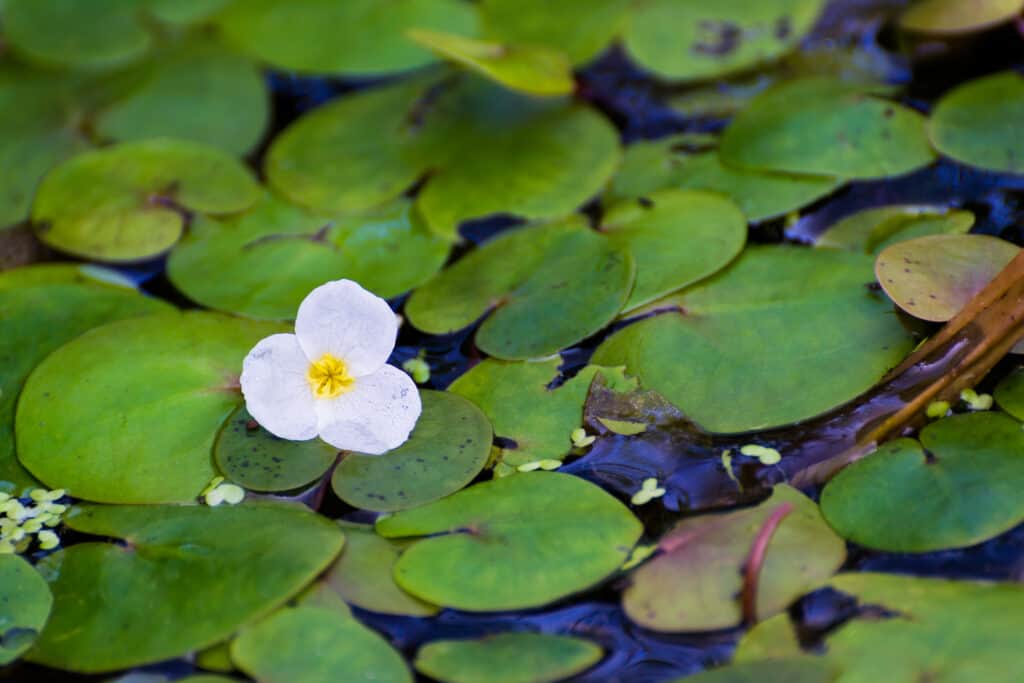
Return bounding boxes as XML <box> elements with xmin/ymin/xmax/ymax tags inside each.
<box><xmin>0</xmin><ymin>555</ymin><xmax>52</xmax><ymax>665</ymax></box>
<box><xmin>414</xmin><ymin>632</ymin><xmax>603</xmax><ymax>683</ymax></box>
<box><xmin>28</xmin><ymin>503</ymin><xmax>344</xmax><ymax>673</ymax></box>
<box><xmin>821</xmin><ymin>412</ymin><xmax>1024</xmax><ymax>552</ymax></box>
<box><xmin>377</xmin><ymin>472</ymin><xmax>642</xmax><ymax>611</ymax></box>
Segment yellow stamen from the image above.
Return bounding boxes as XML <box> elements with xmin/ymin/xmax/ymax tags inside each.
<box><xmin>307</xmin><ymin>353</ymin><xmax>354</xmax><ymax>399</ymax></box>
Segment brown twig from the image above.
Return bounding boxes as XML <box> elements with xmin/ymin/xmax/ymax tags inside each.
<box><xmin>741</xmin><ymin>502</ymin><xmax>794</xmax><ymax>626</ymax></box>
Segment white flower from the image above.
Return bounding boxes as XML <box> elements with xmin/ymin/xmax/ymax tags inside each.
<box><xmin>240</xmin><ymin>279</ymin><xmax>421</xmax><ymax>455</ymax></box>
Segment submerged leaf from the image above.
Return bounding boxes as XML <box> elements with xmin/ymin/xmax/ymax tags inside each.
<box><xmin>0</xmin><ymin>555</ymin><xmax>52</xmax><ymax>665</ymax></box>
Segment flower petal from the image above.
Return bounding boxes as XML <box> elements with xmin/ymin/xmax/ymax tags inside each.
<box><xmin>316</xmin><ymin>364</ymin><xmax>421</xmax><ymax>455</ymax></box>
<box><xmin>240</xmin><ymin>333</ymin><xmax>319</xmax><ymax>441</ymax></box>
<box><xmin>294</xmin><ymin>279</ymin><xmax>398</xmax><ymax>377</ymax></box>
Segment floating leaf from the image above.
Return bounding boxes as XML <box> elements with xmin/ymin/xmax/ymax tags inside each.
<box><xmin>214</xmin><ymin>405</ymin><xmax>337</xmax><ymax>493</ymax></box>
<box><xmin>146</xmin><ymin>0</ymin><xmax>228</xmax><ymax>25</ymax></box>
<box><xmin>900</xmin><ymin>0</ymin><xmax>1024</xmax><ymax>34</ymax></box>
<box><xmin>816</xmin><ymin>205</ymin><xmax>974</xmax><ymax>254</ymax></box>
<box><xmin>929</xmin><ymin>71</ymin><xmax>1024</xmax><ymax>174</ymax></box>
<box><xmin>821</xmin><ymin>412</ymin><xmax>1024</xmax><ymax>552</ymax></box>
<box><xmin>0</xmin><ymin>555</ymin><xmax>51</xmax><ymax>665</ymax></box>
<box><xmin>2</xmin><ymin>0</ymin><xmax>152</xmax><ymax>68</ymax></box>
<box><xmin>32</xmin><ymin>139</ymin><xmax>261</xmax><ymax>262</ymax></box>
<box><xmin>266</xmin><ymin>75</ymin><xmax>620</xmax><ymax>239</ymax></box>
<box><xmin>449</xmin><ymin>360</ymin><xmax>631</xmax><ymax>474</ymax></box>
<box><xmin>233</xmin><ymin>607</ymin><xmax>411</xmax><ymax>683</ymax></box>
<box><xmin>736</xmin><ymin>573</ymin><xmax>1024</xmax><ymax>681</ymax></box>
<box><xmin>606</xmin><ymin>135</ymin><xmax>840</xmax><ymax>223</ymax></box>
<box><xmin>623</xmin><ymin>486</ymin><xmax>845</xmax><ymax>632</ymax></box>
<box><xmin>407</xmin><ymin>217</ymin><xmax>633</xmax><ymax>359</ymax></box>
<box><xmin>720</xmin><ymin>78</ymin><xmax>935</xmax><ymax>179</ymax></box>
<box><xmin>601</xmin><ymin>189</ymin><xmax>746</xmax><ymax>311</ymax></box>
<box><xmin>668</xmin><ymin>660</ymin><xmax>835</xmax><ymax>683</ymax></box>
<box><xmin>94</xmin><ymin>42</ymin><xmax>269</xmax><ymax>156</ymax></box>
<box><xmin>377</xmin><ymin>472</ymin><xmax>642</xmax><ymax>611</ymax></box>
<box><xmin>875</xmin><ymin>234</ymin><xmax>1019</xmax><ymax>322</ymax></box>
<box><xmin>17</xmin><ymin>312</ymin><xmax>282</xmax><ymax>504</ymax></box>
<box><xmin>594</xmin><ymin>246</ymin><xmax>914</xmax><ymax>432</ymax></box>
<box><xmin>168</xmin><ymin>194</ymin><xmax>449</xmax><ymax>320</ymax></box>
<box><xmin>215</xmin><ymin>0</ymin><xmax>476</xmax><ymax>76</ymax></box>
<box><xmin>994</xmin><ymin>367</ymin><xmax>1024</xmax><ymax>420</ymax></box>
<box><xmin>0</xmin><ymin>67</ymin><xmax>92</xmax><ymax>229</ymax></box>
<box><xmin>324</xmin><ymin>524</ymin><xmax>439</xmax><ymax>617</ymax></box>
<box><xmin>332</xmin><ymin>391</ymin><xmax>491</xmax><ymax>511</ymax></box>
<box><xmin>28</xmin><ymin>503</ymin><xmax>344</xmax><ymax>673</ymax></box>
<box><xmin>623</xmin><ymin>0</ymin><xmax>828</xmax><ymax>81</ymax></box>
<box><xmin>408</xmin><ymin>30</ymin><xmax>574</xmax><ymax>97</ymax></box>
<box><xmin>0</xmin><ymin>265</ymin><xmax>171</xmax><ymax>494</ymax></box>
<box><xmin>479</xmin><ymin>0</ymin><xmax>630</xmax><ymax>66</ymax></box>
<box><xmin>414</xmin><ymin>633</ymin><xmax>603</xmax><ymax>683</ymax></box>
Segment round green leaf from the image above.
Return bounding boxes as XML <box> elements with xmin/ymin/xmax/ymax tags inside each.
<box><xmin>28</xmin><ymin>502</ymin><xmax>344</xmax><ymax>673</ymax></box>
<box><xmin>669</xmin><ymin>660</ymin><xmax>835</xmax><ymax>683</ymax></box>
<box><xmin>0</xmin><ymin>67</ymin><xmax>92</xmax><ymax>229</ymax></box>
<box><xmin>0</xmin><ymin>555</ymin><xmax>52</xmax><ymax>665</ymax></box>
<box><xmin>146</xmin><ymin>0</ymin><xmax>229</xmax><ymax>25</ymax></box>
<box><xmin>720</xmin><ymin>78</ymin><xmax>936</xmax><ymax>179</ymax></box>
<box><xmin>167</xmin><ymin>194</ymin><xmax>450</xmax><ymax>320</ymax></box>
<box><xmin>900</xmin><ymin>0</ymin><xmax>1024</xmax><ymax>34</ymax></box>
<box><xmin>408</xmin><ymin>29</ymin><xmax>574</xmax><ymax>97</ymax></box>
<box><xmin>2</xmin><ymin>0</ymin><xmax>152</xmax><ymax>69</ymax></box>
<box><xmin>929</xmin><ymin>71</ymin><xmax>1024</xmax><ymax>174</ymax></box>
<box><xmin>479</xmin><ymin>0</ymin><xmax>630</xmax><ymax>66</ymax></box>
<box><xmin>407</xmin><ymin>217</ymin><xmax>634</xmax><ymax>359</ymax></box>
<box><xmin>601</xmin><ymin>189</ymin><xmax>747</xmax><ymax>311</ymax></box>
<box><xmin>377</xmin><ymin>472</ymin><xmax>643</xmax><ymax>611</ymax></box>
<box><xmin>94</xmin><ymin>42</ymin><xmax>270</xmax><ymax>156</ymax></box>
<box><xmin>215</xmin><ymin>405</ymin><xmax>337</xmax><ymax>492</ymax></box>
<box><xmin>821</xmin><ymin>412</ymin><xmax>1024</xmax><ymax>552</ymax></box>
<box><xmin>875</xmin><ymin>234</ymin><xmax>1019</xmax><ymax>322</ymax></box>
<box><xmin>606</xmin><ymin>134</ymin><xmax>840</xmax><ymax>223</ymax></box>
<box><xmin>215</xmin><ymin>0</ymin><xmax>476</xmax><ymax>76</ymax></box>
<box><xmin>324</xmin><ymin>524</ymin><xmax>439</xmax><ymax>617</ymax></box>
<box><xmin>415</xmin><ymin>632</ymin><xmax>603</xmax><ymax>683</ymax></box>
<box><xmin>0</xmin><ymin>265</ymin><xmax>171</xmax><ymax>494</ymax></box>
<box><xmin>623</xmin><ymin>0</ymin><xmax>827</xmax><ymax>81</ymax></box>
<box><xmin>232</xmin><ymin>607</ymin><xmax>411</xmax><ymax>683</ymax></box>
<box><xmin>332</xmin><ymin>391</ymin><xmax>491</xmax><ymax>512</ymax></box>
<box><xmin>448</xmin><ymin>360</ymin><xmax>630</xmax><ymax>475</ymax></box>
<box><xmin>817</xmin><ymin>573</ymin><xmax>1024</xmax><ymax>682</ymax></box>
<box><xmin>593</xmin><ymin>246</ymin><xmax>914</xmax><ymax>433</ymax></box>
<box><xmin>994</xmin><ymin>367</ymin><xmax>1024</xmax><ymax>421</ymax></box>
<box><xmin>266</xmin><ymin>76</ymin><xmax>621</xmax><ymax>239</ymax></box>
<box><xmin>817</xmin><ymin>205</ymin><xmax>974</xmax><ymax>255</ymax></box>
<box><xmin>32</xmin><ymin>139</ymin><xmax>261</xmax><ymax>262</ymax></box>
<box><xmin>623</xmin><ymin>485</ymin><xmax>846</xmax><ymax>632</ymax></box>
<box><xmin>16</xmin><ymin>311</ymin><xmax>283</xmax><ymax>504</ymax></box>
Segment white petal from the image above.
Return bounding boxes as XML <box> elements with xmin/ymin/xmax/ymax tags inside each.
<box><xmin>240</xmin><ymin>333</ymin><xmax>319</xmax><ymax>441</ymax></box>
<box><xmin>316</xmin><ymin>364</ymin><xmax>421</xmax><ymax>455</ymax></box>
<box><xmin>294</xmin><ymin>279</ymin><xmax>398</xmax><ymax>377</ymax></box>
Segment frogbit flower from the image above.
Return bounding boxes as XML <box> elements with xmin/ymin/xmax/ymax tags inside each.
<box><xmin>241</xmin><ymin>279</ymin><xmax>421</xmax><ymax>455</ymax></box>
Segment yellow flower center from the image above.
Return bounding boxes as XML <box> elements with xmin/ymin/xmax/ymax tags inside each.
<box><xmin>307</xmin><ymin>353</ymin><xmax>354</xmax><ymax>399</ymax></box>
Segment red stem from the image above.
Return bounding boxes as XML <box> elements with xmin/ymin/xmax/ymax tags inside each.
<box><xmin>741</xmin><ymin>502</ymin><xmax>794</xmax><ymax>626</ymax></box>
